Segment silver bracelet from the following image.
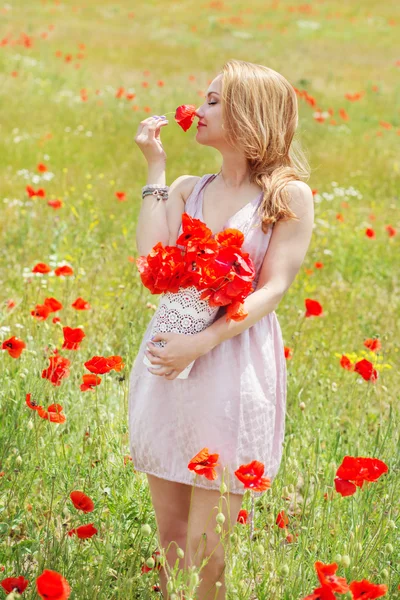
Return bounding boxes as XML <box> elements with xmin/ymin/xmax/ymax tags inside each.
<box><xmin>142</xmin><ymin>184</ymin><xmax>169</xmax><ymax>202</ymax></box>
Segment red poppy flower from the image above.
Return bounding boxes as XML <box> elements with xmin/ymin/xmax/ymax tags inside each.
<box><xmin>334</xmin><ymin>456</ymin><xmax>388</xmax><ymax>497</ymax></box>
<box><xmin>385</xmin><ymin>225</ymin><xmax>396</xmax><ymax>237</ymax></box>
<box><xmin>234</xmin><ymin>460</ymin><xmax>271</xmax><ymax>492</ymax></box>
<box><xmin>340</xmin><ymin>355</ymin><xmax>354</xmax><ymax>371</ymax></box>
<box><xmin>54</xmin><ymin>265</ymin><xmax>74</xmax><ymax>277</ymax></box>
<box><xmin>305</xmin><ymin>298</ymin><xmax>323</xmax><ymax>317</ymax></box>
<box><xmin>71</xmin><ymin>297</ymin><xmax>91</xmax><ymax>310</ymax></box>
<box><xmin>314</xmin><ymin>561</ymin><xmax>349</xmax><ymax>595</ymax></box>
<box><xmin>84</xmin><ymin>355</ymin><xmax>124</xmax><ymax>374</ymax></box>
<box><xmin>62</xmin><ymin>327</ymin><xmax>85</xmax><ymax>350</ymax></box>
<box><xmin>36</xmin><ymin>569</ymin><xmax>71</xmax><ymax>600</ymax></box>
<box><xmin>175</xmin><ymin>104</ymin><xmax>197</xmax><ymax>131</ymax></box>
<box><xmin>115</xmin><ymin>191</ymin><xmax>126</xmax><ymax>201</ymax></box>
<box><xmin>69</xmin><ymin>491</ymin><xmax>94</xmax><ymax>513</ymax></box>
<box><xmin>302</xmin><ymin>584</ymin><xmax>340</xmax><ymax>599</ymax></box>
<box><xmin>276</xmin><ymin>510</ymin><xmax>289</xmax><ymax>529</ymax></box>
<box><xmin>187</xmin><ymin>447</ymin><xmax>220</xmax><ymax>481</ymax></box>
<box><xmin>37</xmin><ymin>163</ymin><xmax>47</xmax><ymax>172</ymax></box>
<box><xmin>80</xmin><ymin>374</ymin><xmax>102</xmax><ymax>392</ymax></box>
<box><xmin>237</xmin><ymin>509</ymin><xmax>248</xmax><ymax>524</ymax></box>
<box><xmin>26</xmin><ymin>186</ymin><xmax>45</xmax><ymax>198</ymax></box>
<box><xmin>349</xmin><ymin>579</ymin><xmax>388</xmax><ymax>599</ymax></box>
<box><xmin>1</xmin><ymin>575</ymin><xmax>29</xmax><ymax>594</ymax></box>
<box><xmin>25</xmin><ymin>393</ymin><xmax>42</xmax><ymax>411</ymax></box>
<box><xmin>42</xmin><ymin>354</ymin><xmax>71</xmax><ymax>386</ymax></box>
<box><xmin>365</xmin><ymin>228</ymin><xmax>375</xmax><ymax>238</ymax></box>
<box><xmin>31</xmin><ymin>304</ymin><xmax>52</xmax><ymax>320</ymax></box>
<box><xmin>48</xmin><ymin>199</ymin><xmax>63</xmax><ymax>209</ymax></box>
<box><xmin>32</xmin><ymin>262</ymin><xmax>52</xmax><ymax>274</ymax></box>
<box><xmin>2</xmin><ymin>336</ymin><xmax>26</xmax><ymax>358</ymax></box>
<box><xmin>363</xmin><ymin>338</ymin><xmax>381</xmax><ymax>352</ymax></box>
<box><xmin>43</xmin><ymin>298</ymin><xmax>63</xmax><ymax>313</ymax></box>
<box><xmin>37</xmin><ymin>403</ymin><xmax>67</xmax><ymax>424</ymax></box>
<box><xmin>68</xmin><ymin>523</ymin><xmax>98</xmax><ymax>539</ymax></box>
<box><xmin>354</xmin><ymin>358</ymin><xmax>378</xmax><ymax>382</ymax></box>
<box><xmin>284</xmin><ymin>346</ymin><xmax>293</xmax><ymax>359</ymax></box>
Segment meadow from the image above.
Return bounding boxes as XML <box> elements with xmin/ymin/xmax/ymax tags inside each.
<box><xmin>0</xmin><ymin>0</ymin><xmax>399</xmax><ymax>598</ymax></box>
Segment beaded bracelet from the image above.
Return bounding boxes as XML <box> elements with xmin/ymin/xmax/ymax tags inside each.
<box><xmin>142</xmin><ymin>184</ymin><xmax>169</xmax><ymax>202</ymax></box>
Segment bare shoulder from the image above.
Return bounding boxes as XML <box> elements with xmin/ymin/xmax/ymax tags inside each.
<box><xmin>179</xmin><ymin>175</ymin><xmax>202</xmax><ymax>204</ymax></box>
<box><xmin>284</xmin><ymin>180</ymin><xmax>313</xmax><ymax>212</ymax></box>
<box><xmin>285</xmin><ymin>180</ymin><xmax>313</xmax><ymax>200</ymax></box>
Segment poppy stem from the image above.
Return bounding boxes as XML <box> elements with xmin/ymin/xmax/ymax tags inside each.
<box><xmin>249</xmin><ymin>490</ymin><xmax>255</xmax><ymax>541</ymax></box>
<box><xmin>184</xmin><ymin>476</ymin><xmax>197</xmax><ymax>568</ymax></box>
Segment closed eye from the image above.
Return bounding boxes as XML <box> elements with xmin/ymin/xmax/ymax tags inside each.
<box><xmin>208</xmin><ymin>102</ymin><xmax>217</xmax><ymax>105</ymax></box>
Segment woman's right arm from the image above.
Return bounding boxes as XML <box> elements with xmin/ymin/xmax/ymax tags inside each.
<box><xmin>136</xmin><ymin>168</ymin><xmax>193</xmax><ymax>256</ymax></box>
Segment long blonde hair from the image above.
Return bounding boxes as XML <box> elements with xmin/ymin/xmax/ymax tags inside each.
<box><xmin>218</xmin><ymin>59</ymin><xmax>311</xmax><ymax>233</ymax></box>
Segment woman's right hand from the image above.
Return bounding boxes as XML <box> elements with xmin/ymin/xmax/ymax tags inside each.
<box><xmin>134</xmin><ymin>115</ymin><xmax>169</xmax><ymax>164</ymax></box>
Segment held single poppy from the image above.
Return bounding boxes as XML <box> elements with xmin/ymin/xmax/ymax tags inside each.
<box><xmin>175</xmin><ymin>104</ymin><xmax>197</xmax><ymax>132</ymax></box>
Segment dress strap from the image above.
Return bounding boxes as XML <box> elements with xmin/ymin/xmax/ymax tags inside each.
<box><xmin>186</xmin><ymin>174</ymin><xmax>215</xmax><ymax>214</ymax></box>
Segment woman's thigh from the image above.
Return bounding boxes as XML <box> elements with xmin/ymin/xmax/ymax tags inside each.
<box><xmin>147</xmin><ymin>474</ymin><xmax>193</xmax><ymax>544</ymax></box>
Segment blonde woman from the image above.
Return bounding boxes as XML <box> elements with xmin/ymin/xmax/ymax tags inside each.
<box><xmin>131</xmin><ymin>59</ymin><xmax>314</xmax><ymax>599</ymax></box>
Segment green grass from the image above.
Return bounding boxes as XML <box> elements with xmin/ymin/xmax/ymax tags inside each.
<box><xmin>0</xmin><ymin>0</ymin><xmax>399</xmax><ymax>598</ymax></box>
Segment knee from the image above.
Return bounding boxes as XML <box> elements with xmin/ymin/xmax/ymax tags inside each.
<box><xmin>189</xmin><ymin>531</ymin><xmax>226</xmax><ymax>572</ymax></box>
<box><xmin>159</xmin><ymin>527</ymin><xmax>187</xmax><ymax>556</ymax></box>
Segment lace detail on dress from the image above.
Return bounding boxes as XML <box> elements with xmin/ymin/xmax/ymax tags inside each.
<box><xmin>155</xmin><ymin>286</ymin><xmax>218</xmax><ymax>337</ymax></box>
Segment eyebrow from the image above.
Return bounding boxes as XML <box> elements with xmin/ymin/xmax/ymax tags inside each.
<box><xmin>206</xmin><ymin>91</ymin><xmax>220</xmax><ymax>97</ymax></box>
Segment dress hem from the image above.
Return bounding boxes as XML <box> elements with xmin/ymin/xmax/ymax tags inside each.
<box><xmin>132</xmin><ymin>465</ymin><xmax>252</xmax><ymax>496</ymax></box>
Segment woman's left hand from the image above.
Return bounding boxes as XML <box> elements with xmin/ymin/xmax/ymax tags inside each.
<box><xmin>144</xmin><ymin>332</ymin><xmax>207</xmax><ymax>380</ymax></box>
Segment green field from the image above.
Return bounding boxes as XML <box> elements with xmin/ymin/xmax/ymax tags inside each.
<box><xmin>0</xmin><ymin>1</ymin><xmax>399</xmax><ymax>598</ymax></box>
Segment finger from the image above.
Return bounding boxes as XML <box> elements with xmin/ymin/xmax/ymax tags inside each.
<box><xmin>144</xmin><ymin>350</ymin><xmax>163</xmax><ymax>365</ymax></box>
<box><xmin>147</xmin><ymin>366</ymin><xmax>170</xmax><ymax>377</ymax></box>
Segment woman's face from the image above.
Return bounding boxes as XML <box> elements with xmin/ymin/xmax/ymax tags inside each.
<box><xmin>194</xmin><ymin>74</ymin><xmax>224</xmax><ymax>148</ymax></box>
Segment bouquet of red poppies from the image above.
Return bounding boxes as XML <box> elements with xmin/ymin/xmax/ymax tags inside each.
<box><xmin>136</xmin><ymin>212</ymin><xmax>256</xmax><ymax>322</ymax></box>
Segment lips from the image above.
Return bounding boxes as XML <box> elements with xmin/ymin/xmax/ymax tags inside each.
<box><xmin>197</xmin><ymin>123</ymin><xmax>206</xmax><ymax>127</ymax></box>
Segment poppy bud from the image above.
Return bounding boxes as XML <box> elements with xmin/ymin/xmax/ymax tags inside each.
<box><xmin>189</xmin><ymin>571</ymin><xmax>199</xmax><ymax>588</ymax></box>
<box><xmin>334</xmin><ymin>554</ymin><xmax>342</xmax><ymax>563</ymax></box>
<box><xmin>279</xmin><ymin>564</ymin><xmax>289</xmax><ymax>576</ymax></box>
<box><xmin>341</xmin><ymin>555</ymin><xmax>350</xmax><ymax>568</ymax></box>
<box><xmin>145</xmin><ymin>556</ymin><xmax>155</xmax><ymax>569</ymax></box>
<box><xmin>141</xmin><ymin>524</ymin><xmax>152</xmax><ymax>536</ymax></box>
<box><xmin>166</xmin><ymin>580</ymin><xmax>175</xmax><ymax>594</ymax></box>
<box><xmin>385</xmin><ymin>543</ymin><xmax>393</xmax><ymax>554</ymax></box>
<box><xmin>216</xmin><ymin>512</ymin><xmax>225</xmax><ymax>525</ymax></box>
<box><xmin>381</xmin><ymin>568</ymin><xmax>389</xmax><ymax>579</ymax></box>
<box><xmin>176</xmin><ymin>547</ymin><xmax>184</xmax><ymax>559</ymax></box>
<box><xmin>219</xmin><ymin>482</ymin><xmax>227</xmax><ymax>495</ymax></box>
<box><xmin>266</xmin><ymin>513</ymin><xmax>275</xmax><ymax>526</ymax></box>
<box><xmin>214</xmin><ymin>524</ymin><xmax>222</xmax><ymax>534</ymax></box>
<box><xmin>16</xmin><ymin>456</ymin><xmax>22</xmax><ymax>465</ymax></box>
<box><xmin>255</xmin><ymin>544</ymin><xmax>265</xmax><ymax>556</ymax></box>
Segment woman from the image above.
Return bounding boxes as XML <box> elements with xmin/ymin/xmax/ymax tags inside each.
<box><xmin>130</xmin><ymin>59</ymin><xmax>314</xmax><ymax>599</ymax></box>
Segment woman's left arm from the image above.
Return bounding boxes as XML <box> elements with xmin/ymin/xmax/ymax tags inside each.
<box><xmin>196</xmin><ymin>181</ymin><xmax>315</xmax><ymax>355</ymax></box>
